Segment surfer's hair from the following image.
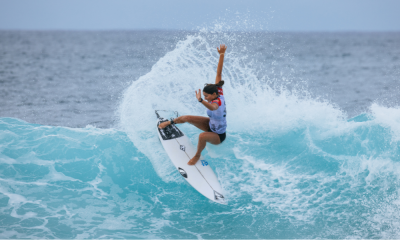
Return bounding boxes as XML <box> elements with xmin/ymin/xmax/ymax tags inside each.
<box><xmin>203</xmin><ymin>81</ymin><xmax>224</xmax><ymax>94</ymax></box>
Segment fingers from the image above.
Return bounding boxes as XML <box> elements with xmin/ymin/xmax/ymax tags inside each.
<box><xmin>217</xmin><ymin>44</ymin><xmax>227</xmax><ymax>53</ymax></box>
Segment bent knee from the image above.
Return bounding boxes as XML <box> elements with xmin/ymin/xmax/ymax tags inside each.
<box><xmin>199</xmin><ymin>132</ymin><xmax>220</xmax><ymax>144</ymax></box>
<box><xmin>199</xmin><ymin>132</ymin><xmax>208</xmax><ymax>138</ymax></box>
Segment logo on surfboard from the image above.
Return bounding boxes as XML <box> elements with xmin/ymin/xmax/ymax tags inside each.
<box><xmin>178</xmin><ymin>167</ymin><xmax>188</xmax><ymax>178</ymax></box>
<box><xmin>201</xmin><ymin>160</ymin><xmax>208</xmax><ymax>166</ymax></box>
<box><xmin>180</xmin><ymin>145</ymin><xmax>185</xmax><ymax>151</ymax></box>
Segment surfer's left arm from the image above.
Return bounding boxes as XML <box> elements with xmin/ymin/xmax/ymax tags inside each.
<box><xmin>215</xmin><ymin>44</ymin><xmax>227</xmax><ymax>85</ymax></box>
<box><xmin>196</xmin><ymin>89</ymin><xmax>219</xmax><ymax>111</ymax></box>
<box><xmin>201</xmin><ymin>101</ymin><xmax>219</xmax><ymax>111</ymax></box>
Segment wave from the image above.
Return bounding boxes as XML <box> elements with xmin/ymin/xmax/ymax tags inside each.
<box><xmin>1</xmin><ymin>101</ymin><xmax>400</xmax><ymax>238</ymax></box>
<box><xmin>1</xmin><ymin>28</ymin><xmax>400</xmax><ymax>238</ymax></box>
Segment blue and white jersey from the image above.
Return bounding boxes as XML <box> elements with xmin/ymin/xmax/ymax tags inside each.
<box><xmin>206</xmin><ymin>87</ymin><xmax>227</xmax><ymax>134</ymax></box>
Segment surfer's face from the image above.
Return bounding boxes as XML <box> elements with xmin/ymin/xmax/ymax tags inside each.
<box><xmin>203</xmin><ymin>92</ymin><xmax>218</xmax><ymax>102</ymax></box>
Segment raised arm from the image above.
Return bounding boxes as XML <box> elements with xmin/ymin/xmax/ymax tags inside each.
<box><xmin>215</xmin><ymin>44</ymin><xmax>227</xmax><ymax>84</ymax></box>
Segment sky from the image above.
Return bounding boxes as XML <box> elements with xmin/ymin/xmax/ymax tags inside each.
<box><xmin>0</xmin><ymin>0</ymin><xmax>399</xmax><ymax>31</ymax></box>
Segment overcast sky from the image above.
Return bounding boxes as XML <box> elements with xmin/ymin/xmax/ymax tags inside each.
<box><xmin>0</xmin><ymin>0</ymin><xmax>399</xmax><ymax>31</ymax></box>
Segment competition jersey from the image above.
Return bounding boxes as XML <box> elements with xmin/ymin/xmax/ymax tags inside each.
<box><xmin>207</xmin><ymin>87</ymin><xmax>227</xmax><ymax>134</ymax></box>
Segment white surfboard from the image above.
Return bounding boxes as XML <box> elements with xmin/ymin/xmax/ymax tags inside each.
<box><xmin>156</xmin><ymin>117</ymin><xmax>226</xmax><ymax>204</ymax></box>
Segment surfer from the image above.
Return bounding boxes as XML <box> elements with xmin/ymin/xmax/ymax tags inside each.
<box><xmin>158</xmin><ymin>44</ymin><xmax>227</xmax><ymax>165</ymax></box>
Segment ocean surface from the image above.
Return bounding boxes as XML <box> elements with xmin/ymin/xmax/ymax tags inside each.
<box><xmin>1</xmin><ymin>29</ymin><xmax>400</xmax><ymax>238</ymax></box>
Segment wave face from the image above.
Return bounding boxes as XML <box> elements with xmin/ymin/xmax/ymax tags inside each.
<box><xmin>1</xmin><ymin>30</ymin><xmax>400</xmax><ymax>238</ymax></box>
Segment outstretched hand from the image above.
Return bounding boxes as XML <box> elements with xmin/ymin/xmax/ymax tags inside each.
<box><xmin>217</xmin><ymin>44</ymin><xmax>227</xmax><ymax>54</ymax></box>
<box><xmin>195</xmin><ymin>89</ymin><xmax>202</xmax><ymax>101</ymax></box>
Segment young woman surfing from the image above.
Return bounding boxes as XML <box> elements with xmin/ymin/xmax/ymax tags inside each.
<box><xmin>158</xmin><ymin>44</ymin><xmax>228</xmax><ymax>165</ymax></box>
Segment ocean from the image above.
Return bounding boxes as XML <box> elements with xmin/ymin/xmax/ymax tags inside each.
<box><xmin>1</xmin><ymin>29</ymin><xmax>400</xmax><ymax>238</ymax></box>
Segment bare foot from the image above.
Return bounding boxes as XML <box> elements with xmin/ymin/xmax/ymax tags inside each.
<box><xmin>158</xmin><ymin>121</ymin><xmax>171</xmax><ymax>129</ymax></box>
<box><xmin>188</xmin><ymin>155</ymin><xmax>201</xmax><ymax>165</ymax></box>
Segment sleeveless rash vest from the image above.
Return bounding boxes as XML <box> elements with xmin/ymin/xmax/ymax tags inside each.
<box><xmin>207</xmin><ymin>87</ymin><xmax>227</xmax><ymax>134</ymax></box>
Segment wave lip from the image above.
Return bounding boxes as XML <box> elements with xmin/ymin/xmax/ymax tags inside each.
<box><xmin>115</xmin><ymin>28</ymin><xmax>400</xmax><ymax>238</ymax></box>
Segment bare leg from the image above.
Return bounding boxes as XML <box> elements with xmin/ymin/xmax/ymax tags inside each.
<box><xmin>158</xmin><ymin>115</ymin><xmax>210</xmax><ymax>132</ymax></box>
<box><xmin>158</xmin><ymin>115</ymin><xmax>220</xmax><ymax>165</ymax></box>
<box><xmin>188</xmin><ymin>132</ymin><xmax>221</xmax><ymax>165</ymax></box>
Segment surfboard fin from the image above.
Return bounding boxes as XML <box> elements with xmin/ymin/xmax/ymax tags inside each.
<box><xmin>214</xmin><ymin>190</ymin><xmax>225</xmax><ymax>201</ymax></box>
<box><xmin>155</xmin><ymin>110</ymin><xmax>179</xmax><ymax>119</ymax></box>
<box><xmin>155</xmin><ymin>110</ymin><xmax>161</xmax><ymax>119</ymax></box>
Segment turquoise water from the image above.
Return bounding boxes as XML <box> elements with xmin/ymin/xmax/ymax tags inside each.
<box><xmin>1</xmin><ymin>104</ymin><xmax>400</xmax><ymax>238</ymax></box>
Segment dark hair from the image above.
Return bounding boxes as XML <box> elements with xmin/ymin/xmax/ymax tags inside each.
<box><xmin>203</xmin><ymin>80</ymin><xmax>224</xmax><ymax>94</ymax></box>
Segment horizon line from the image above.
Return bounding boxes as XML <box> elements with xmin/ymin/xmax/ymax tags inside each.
<box><xmin>1</xmin><ymin>28</ymin><xmax>399</xmax><ymax>33</ymax></box>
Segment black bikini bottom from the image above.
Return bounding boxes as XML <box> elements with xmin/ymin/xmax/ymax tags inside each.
<box><xmin>207</xmin><ymin>127</ymin><xmax>226</xmax><ymax>143</ymax></box>
<box><xmin>217</xmin><ymin>132</ymin><xmax>226</xmax><ymax>143</ymax></box>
